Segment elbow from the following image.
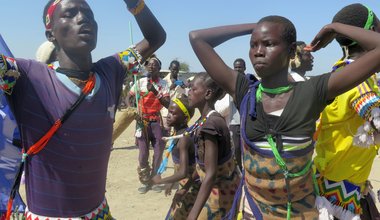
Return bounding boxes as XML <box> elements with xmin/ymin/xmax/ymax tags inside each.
<box><xmin>157</xmin><ymin>31</ymin><xmax>167</xmax><ymax>48</ymax></box>
<box><xmin>189</xmin><ymin>31</ymin><xmax>199</xmax><ymax>44</ymax></box>
<box><xmin>147</xmin><ymin>30</ymin><xmax>166</xmax><ymax>51</ymax></box>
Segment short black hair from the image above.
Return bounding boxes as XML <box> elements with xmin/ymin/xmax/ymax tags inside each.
<box><xmin>258</xmin><ymin>15</ymin><xmax>297</xmax><ymax>46</ymax></box>
<box><xmin>233</xmin><ymin>58</ymin><xmax>246</xmax><ymax>67</ymax></box>
<box><xmin>43</xmin><ymin>0</ymin><xmax>56</xmax><ymax>26</ymax></box>
<box><xmin>169</xmin><ymin>60</ymin><xmax>180</xmax><ymax>68</ymax></box>
<box><xmin>333</xmin><ymin>3</ymin><xmax>378</xmax><ymax>46</ymax></box>
<box><xmin>194</xmin><ymin>72</ymin><xmax>225</xmax><ymax>102</ymax></box>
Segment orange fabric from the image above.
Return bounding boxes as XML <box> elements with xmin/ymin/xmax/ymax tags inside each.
<box><xmin>5</xmin><ymin>198</ymin><xmax>13</xmax><ymax>220</ymax></box>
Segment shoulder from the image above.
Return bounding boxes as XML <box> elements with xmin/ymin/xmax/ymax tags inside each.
<box><xmin>202</xmin><ymin>111</ymin><xmax>227</xmax><ymax>132</ymax></box>
<box><xmin>95</xmin><ymin>54</ymin><xmax>122</xmax><ymax>70</ymax></box>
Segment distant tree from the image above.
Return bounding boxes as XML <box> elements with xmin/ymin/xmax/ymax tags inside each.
<box><xmin>172</xmin><ymin>57</ymin><xmax>190</xmax><ymax>72</ymax></box>
<box><xmin>179</xmin><ymin>62</ymin><xmax>190</xmax><ymax>72</ymax></box>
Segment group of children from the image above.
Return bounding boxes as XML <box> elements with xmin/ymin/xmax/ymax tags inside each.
<box><xmin>1</xmin><ymin>0</ymin><xmax>380</xmax><ymax>220</ymax></box>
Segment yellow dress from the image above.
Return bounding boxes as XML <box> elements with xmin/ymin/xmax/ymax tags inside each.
<box><xmin>314</xmin><ymin>59</ymin><xmax>379</xmax><ymax>218</ymax></box>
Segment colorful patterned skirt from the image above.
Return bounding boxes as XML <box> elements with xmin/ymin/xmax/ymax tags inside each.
<box><xmin>165</xmin><ymin>164</ymin><xmax>200</xmax><ymax>220</ymax></box>
<box><xmin>196</xmin><ymin>157</ymin><xmax>240</xmax><ymax>220</ymax></box>
<box><xmin>240</xmin><ymin>144</ymin><xmax>319</xmax><ymax>219</ymax></box>
<box><xmin>316</xmin><ymin>174</ymin><xmax>361</xmax><ymax>219</ymax></box>
<box><xmin>24</xmin><ymin>198</ymin><xmax>112</xmax><ymax>220</ymax></box>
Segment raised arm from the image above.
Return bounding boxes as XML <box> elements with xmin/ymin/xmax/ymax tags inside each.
<box><xmin>124</xmin><ymin>0</ymin><xmax>166</xmax><ymax>61</ymax></box>
<box><xmin>306</xmin><ymin>23</ymin><xmax>380</xmax><ymax>100</ymax></box>
<box><xmin>189</xmin><ymin>24</ymin><xmax>256</xmax><ymax>98</ymax></box>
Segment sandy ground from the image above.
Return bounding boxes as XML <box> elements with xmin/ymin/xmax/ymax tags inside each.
<box><xmin>20</xmin><ymin>109</ymin><xmax>380</xmax><ymax>219</ymax></box>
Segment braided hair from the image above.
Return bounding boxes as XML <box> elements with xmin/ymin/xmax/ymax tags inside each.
<box><xmin>194</xmin><ymin>72</ymin><xmax>225</xmax><ymax>102</ymax></box>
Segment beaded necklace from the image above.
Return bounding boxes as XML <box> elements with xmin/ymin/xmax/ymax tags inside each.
<box><xmin>162</xmin><ymin>110</ymin><xmax>215</xmax><ymax>141</ymax></box>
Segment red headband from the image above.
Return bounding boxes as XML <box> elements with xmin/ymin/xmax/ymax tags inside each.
<box><xmin>45</xmin><ymin>0</ymin><xmax>63</xmax><ymax>29</ymax></box>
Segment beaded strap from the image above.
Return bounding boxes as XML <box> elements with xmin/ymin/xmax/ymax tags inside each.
<box><xmin>351</xmin><ymin>91</ymin><xmax>380</xmax><ymax>121</ymax></box>
<box><xmin>128</xmin><ymin>0</ymin><xmax>145</xmax><ymax>16</ymax></box>
<box><xmin>119</xmin><ymin>45</ymin><xmax>143</xmax><ymax>76</ymax></box>
<box><xmin>0</xmin><ymin>55</ymin><xmax>20</xmax><ymax>95</ymax></box>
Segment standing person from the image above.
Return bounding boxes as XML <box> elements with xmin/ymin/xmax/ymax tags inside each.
<box><xmin>0</xmin><ymin>0</ymin><xmax>166</xmax><ymax>219</ymax></box>
<box><xmin>151</xmin><ymin>94</ymin><xmax>199</xmax><ymax>220</ymax></box>
<box><xmin>230</xmin><ymin>58</ymin><xmax>257</xmax><ymax>171</ymax></box>
<box><xmin>165</xmin><ymin>60</ymin><xmax>187</xmax><ymax>99</ymax></box>
<box><xmin>161</xmin><ymin>60</ymin><xmax>187</xmax><ymax>135</ymax></box>
<box><xmin>314</xmin><ymin>4</ymin><xmax>380</xmax><ymax>220</ymax></box>
<box><xmin>289</xmin><ymin>41</ymin><xmax>314</xmax><ymax>82</ymax></box>
<box><xmin>187</xmin><ymin>72</ymin><xmax>240</xmax><ymax>220</ymax></box>
<box><xmin>129</xmin><ymin>56</ymin><xmax>170</xmax><ymax>194</ymax></box>
<box><xmin>189</xmin><ymin>14</ymin><xmax>380</xmax><ymax>219</ymax></box>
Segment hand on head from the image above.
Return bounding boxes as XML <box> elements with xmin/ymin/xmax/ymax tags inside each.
<box><xmin>305</xmin><ymin>24</ymin><xmax>337</xmax><ymax>52</ymax></box>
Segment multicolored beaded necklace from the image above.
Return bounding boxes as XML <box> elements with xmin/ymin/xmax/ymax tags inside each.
<box><xmin>162</xmin><ymin>110</ymin><xmax>216</xmax><ymax>141</ymax></box>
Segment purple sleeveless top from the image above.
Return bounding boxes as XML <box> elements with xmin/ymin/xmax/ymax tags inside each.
<box><xmin>9</xmin><ymin>55</ymin><xmax>124</xmax><ymax>217</ymax></box>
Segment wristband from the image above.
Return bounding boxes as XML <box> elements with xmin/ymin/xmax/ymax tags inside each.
<box><xmin>128</xmin><ymin>0</ymin><xmax>145</xmax><ymax>16</ymax></box>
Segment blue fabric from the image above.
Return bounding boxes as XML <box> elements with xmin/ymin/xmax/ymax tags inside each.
<box><xmin>0</xmin><ymin>34</ymin><xmax>25</xmax><ymax>214</ymax></box>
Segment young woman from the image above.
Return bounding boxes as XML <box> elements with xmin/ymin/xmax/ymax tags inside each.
<box><xmin>189</xmin><ymin>14</ymin><xmax>380</xmax><ymax>219</ymax></box>
<box><xmin>314</xmin><ymin>4</ymin><xmax>380</xmax><ymax>220</ymax></box>
<box><xmin>187</xmin><ymin>72</ymin><xmax>240</xmax><ymax>220</ymax></box>
<box><xmin>151</xmin><ymin>95</ymin><xmax>199</xmax><ymax>220</ymax></box>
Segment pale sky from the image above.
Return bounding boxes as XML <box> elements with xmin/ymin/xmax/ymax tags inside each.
<box><xmin>2</xmin><ymin>1</ymin><xmax>380</xmax><ymax>76</ymax></box>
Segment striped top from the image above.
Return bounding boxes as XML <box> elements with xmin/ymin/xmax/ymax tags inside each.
<box><xmin>8</xmin><ymin>55</ymin><xmax>125</xmax><ymax>217</ymax></box>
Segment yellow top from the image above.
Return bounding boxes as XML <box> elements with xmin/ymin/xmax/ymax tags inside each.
<box><xmin>314</xmin><ymin>60</ymin><xmax>379</xmax><ymax>186</ymax></box>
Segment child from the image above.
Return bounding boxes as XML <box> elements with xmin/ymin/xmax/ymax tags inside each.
<box><xmin>314</xmin><ymin>4</ymin><xmax>380</xmax><ymax>220</ymax></box>
<box><xmin>151</xmin><ymin>94</ymin><xmax>199</xmax><ymax>220</ymax></box>
<box><xmin>0</xmin><ymin>0</ymin><xmax>166</xmax><ymax>219</ymax></box>
<box><xmin>189</xmin><ymin>14</ymin><xmax>380</xmax><ymax>219</ymax></box>
<box><xmin>187</xmin><ymin>72</ymin><xmax>240</xmax><ymax>220</ymax></box>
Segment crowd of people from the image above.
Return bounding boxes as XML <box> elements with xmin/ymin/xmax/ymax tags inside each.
<box><xmin>1</xmin><ymin>0</ymin><xmax>380</xmax><ymax>220</ymax></box>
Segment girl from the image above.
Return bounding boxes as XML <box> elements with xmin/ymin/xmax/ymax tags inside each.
<box><xmin>189</xmin><ymin>14</ymin><xmax>380</xmax><ymax>219</ymax></box>
<box><xmin>151</xmin><ymin>94</ymin><xmax>199</xmax><ymax>220</ymax></box>
<box><xmin>187</xmin><ymin>72</ymin><xmax>240</xmax><ymax>220</ymax></box>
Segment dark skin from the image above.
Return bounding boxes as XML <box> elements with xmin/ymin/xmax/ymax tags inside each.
<box><xmin>187</xmin><ymin>77</ymin><xmax>218</xmax><ymax>220</ymax></box>
<box><xmin>46</xmin><ymin>0</ymin><xmax>166</xmax><ymax>80</ymax></box>
<box><xmin>151</xmin><ymin>102</ymin><xmax>193</xmax><ymax>196</ymax></box>
<box><xmin>143</xmin><ymin>59</ymin><xmax>170</xmax><ymax>108</ymax></box>
<box><xmin>169</xmin><ymin>63</ymin><xmax>184</xmax><ymax>90</ymax></box>
<box><xmin>233</xmin><ymin>60</ymin><xmax>246</xmax><ymax>74</ymax></box>
<box><xmin>189</xmin><ymin>21</ymin><xmax>380</xmax><ymax>115</ymax></box>
<box><xmin>291</xmin><ymin>43</ymin><xmax>314</xmax><ymax>77</ymax></box>
<box><xmin>343</xmin><ymin>17</ymin><xmax>380</xmax><ymax>60</ymax></box>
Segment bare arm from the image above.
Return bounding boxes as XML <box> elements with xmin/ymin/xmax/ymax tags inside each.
<box><xmin>124</xmin><ymin>0</ymin><xmax>166</xmax><ymax>61</ymax></box>
<box><xmin>152</xmin><ymin>137</ymin><xmax>191</xmax><ymax>184</ymax></box>
<box><xmin>307</xmin><ymin>23</ymin><xmax>380</xmax><ymax>100</ymax></box>
<box><xmin>189</xmin><ymin>24</ymin><xmax>256</xmax><ymax>98</ymax></box>
<box><xmin>187</xmin><ymin>134</ymin><xmax>218</xmax><ymax>220</ymax></box>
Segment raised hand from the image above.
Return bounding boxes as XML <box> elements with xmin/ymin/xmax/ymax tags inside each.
<box><xmin>147</xmin><ymin>81</ymin><xmax>158</xmax><ymax>96</ymax></box>
<box><xmin>305</xmin><ymin>23</ymin><xmax>337</xmax><ymax>52</ymax></box>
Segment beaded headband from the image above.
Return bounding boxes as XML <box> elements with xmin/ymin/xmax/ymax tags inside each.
<box><xmin>45</xmin><ymin>0</ymin><xmax>63</xmax><ymax>29</ymax></box>
<box><xmin>173</xmin><ymin>98</ymin><xmax>191</xmax><ymax>122</ymax></box>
